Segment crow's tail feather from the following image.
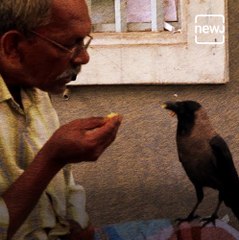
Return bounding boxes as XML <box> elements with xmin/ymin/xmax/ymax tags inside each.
<box><xmin>224</xmin><ymin>189</ymin><xmax>239</xmax><ymax>221</ymax></box>
<box><xmin>230</xmin><ymin>205</ymin><xmax>239</xmax><ymax>221</ymax></box>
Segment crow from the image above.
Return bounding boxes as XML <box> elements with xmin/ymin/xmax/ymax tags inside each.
<box><xmin>162</xmin><ymin>100</ymin><xmax>239</xmax><ymax>225</ymax></box>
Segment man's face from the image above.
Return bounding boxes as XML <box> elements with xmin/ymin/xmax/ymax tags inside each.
<box><xmin>20</xmin><ymin>0</ymin><xmax>91</xmax><ymax>93</ymax></box>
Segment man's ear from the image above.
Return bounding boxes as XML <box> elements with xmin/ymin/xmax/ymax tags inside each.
<box><xmin>0</xmin><ymin>30</ymin><xmax>25</xmax><ymax>63</ymax></box>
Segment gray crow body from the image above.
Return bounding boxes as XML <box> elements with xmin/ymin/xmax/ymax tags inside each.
<box><xmin>163</xmin><ymin>100</ymin><xmax>239</xmax><ymax>225</ymax></box>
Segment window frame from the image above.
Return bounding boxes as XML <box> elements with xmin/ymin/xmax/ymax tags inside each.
<box><xmin>87</xmin><ymin>0</ymin><xmax>185</xmax><ymax>47</ymax></box>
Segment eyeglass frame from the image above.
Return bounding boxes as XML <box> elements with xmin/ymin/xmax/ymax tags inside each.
<box><xmin>29</xmin><ymin>30</ymin><xmax>93</xmax><ymax>59</ymax></box>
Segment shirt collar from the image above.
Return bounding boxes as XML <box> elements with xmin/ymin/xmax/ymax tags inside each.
<box><xmin>0</xmin><ymin>74</ymin><xmax>12</xmax><ymax>102</ymax></box>
<box><xmin>0</xmin><ymin>74</ymin><xmax>51</xmax><ymax>116</ymax></box>
<box><xmin>0</xmin><ymin>74</ymin><xmax>45</xmax><ymax>105</ymax></box>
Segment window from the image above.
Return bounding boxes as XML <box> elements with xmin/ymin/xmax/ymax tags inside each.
<box><xmin>89</xmin><ymin>0</ymin><xmax>179</xmax><ymax>33</ymax></box>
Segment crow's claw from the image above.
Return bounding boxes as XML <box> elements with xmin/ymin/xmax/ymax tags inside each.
<box><xmin>175</xmin><ymin>214</ymin><xmax>200</xmax><ymax>225</ymax></box>
<box><xmin>200</xmin><ymin>214</ymin><xmax>218</xmax><ymax>227</ymax></box>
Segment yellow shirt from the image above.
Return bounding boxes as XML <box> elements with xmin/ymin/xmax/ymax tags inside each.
<box><xmin>0</xmin><ymin>76</ymin><xmax>89</xmax><ymax>240</ymax></box>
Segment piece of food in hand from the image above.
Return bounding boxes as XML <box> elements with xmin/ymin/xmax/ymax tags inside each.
<box><xmin>106</xmin><ymin>112</ymin><xmax>119</xmax><ymax>119</ymax></box>
<box><xmin>104</xmin><ymin>112</ymin><xmax>123</xmax><ymax>124</ymax></box>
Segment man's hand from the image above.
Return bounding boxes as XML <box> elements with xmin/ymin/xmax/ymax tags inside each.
<box><xmin>3</xmin><ymin>115</ymin><xmax>121</xmax><ymax>239</ymax></box>
<box><xmin>42</xmin><ymin>114</ymin><xmax>122</xmax><ymax>165</ymax></box>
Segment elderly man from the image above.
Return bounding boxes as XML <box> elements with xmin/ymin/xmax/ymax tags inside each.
<box><xmin>0</xmin><ymin>0</ymin><xmax>122</xmax><ymax>239</ymax></box>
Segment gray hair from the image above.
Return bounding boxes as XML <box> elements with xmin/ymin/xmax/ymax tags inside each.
<box><xmin>0</xmin><ymin>0</ymin><xmax>51</xmax><ymax>35</ymax></box>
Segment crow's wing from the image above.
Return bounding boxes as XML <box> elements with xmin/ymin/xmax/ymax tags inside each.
<box><xmin>210</xmin><ymin>135</ymin><xmax>239</xmax><ymax>185</ymax></box>
<box><xmin>210</xmin><ymin>135</ymin><xmax>239</xmax><ymax>219</ymax></box>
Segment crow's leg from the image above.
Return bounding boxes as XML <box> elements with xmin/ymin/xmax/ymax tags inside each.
<box><xmin>176</xmin><ymin>186</ymin><xmax>203</xmax><ymax>224</ymax></box>
<box><xmin>201</xmin><ymin>193</ymin><xmax>222</xmax><ymax>227</ymax></box>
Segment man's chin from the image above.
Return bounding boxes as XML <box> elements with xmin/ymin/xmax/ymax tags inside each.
<box><xmin>47</xmin><ymin>84</ymin><xmax>67</xmax><ymax>95</ymax></box>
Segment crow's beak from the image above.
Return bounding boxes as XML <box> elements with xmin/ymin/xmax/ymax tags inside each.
<box><xmin>162</xmin><ymin>101</ymin><xmax>177</xmax><ymax>117</ymax></box>
<box><xmin>161</xmin><ymin>103</ymin><xmax>167</xmax><ymax>109</ymax></box>
<box><xmin>162</xmin><ymin>101</ymin><xmax>176</xmax><ymax>110</ymax></box>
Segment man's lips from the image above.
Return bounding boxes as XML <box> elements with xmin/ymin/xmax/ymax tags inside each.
<box><xmin>56</xmin><ymin>76</ymin><xmax>72</xmax><ymax>84</ymax></box>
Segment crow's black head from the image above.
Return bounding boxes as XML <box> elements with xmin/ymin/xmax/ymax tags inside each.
<box><xmin>162</xmin><ymin>101</ymin><xmax>202</xmax><ymax>135</ymax></box>
<box><xmin>162</xmin><ymin>100</ymin><xmax>201</xmax><ymax>117</ymax></box>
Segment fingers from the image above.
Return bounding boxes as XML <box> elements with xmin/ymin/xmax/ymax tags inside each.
<box><xmin>103</xmin><ymin>115</ymin><xmax>122</xmax><ymax>145</ymax></box>
<box><xmin>48</xmin><ymin>114</ymin><xmax>123</xmax><ymax>164</ymax></box>
<box><xmin>82</xmin><ymin>115</ymin><xmax>122</xmax><ymax>161</ymax></box>
<box><xmin>86</xmin><ymin>115</ymin><xmax>122</xmax><ymax>143</ymax></box>
<box><xmin>70</xmin><ymin>117</ymin><xmax>107</xmax><ymax>130</ymax></box>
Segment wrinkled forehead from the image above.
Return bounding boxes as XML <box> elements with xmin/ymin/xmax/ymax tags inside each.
<box><xmin>50</xmin><ymin>0</ymin><xmax>91</xmax><ymax>30</ymax></box>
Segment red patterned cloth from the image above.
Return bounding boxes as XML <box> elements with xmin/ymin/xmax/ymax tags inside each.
<box><xmin>170</xmin><ymin>221</ymin><xmax>238</xmax><ymax>240</ymax></box>
<box><xmin>94</xmin><ymin>219</ymin><xmax>239</xmax><ymax>240</ymax></box>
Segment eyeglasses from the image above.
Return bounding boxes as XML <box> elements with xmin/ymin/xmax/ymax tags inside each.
<box><xmin>29</xmin><ymin>30</ymin><xmax>93</xmax><ymax>59</ymax></box>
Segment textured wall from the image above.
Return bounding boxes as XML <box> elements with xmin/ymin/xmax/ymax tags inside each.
<box><xmin>52</xmin><ymin>1</ymin><xmax>239</xmax><ymax>229</ymax></box>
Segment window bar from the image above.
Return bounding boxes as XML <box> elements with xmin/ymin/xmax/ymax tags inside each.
<box><xmin>115</xmin><ymin>0</ymin><xmax>127</xmax><ymax>32</ymax></box>
<box><xmin>86</xmin><ymin>0</ymin><xmax>92</xmax><ymax>17</ymax></box>
<box><xmin>151</xmin><ymin>0</ymin><xmax>164</xmax><ymax>31</ymax></box>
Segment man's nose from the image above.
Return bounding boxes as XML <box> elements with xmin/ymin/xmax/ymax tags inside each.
<box><xmin>71</xmin><ymin>49</ymin><xmax>90</xmax><ymax>66</ymax></box>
